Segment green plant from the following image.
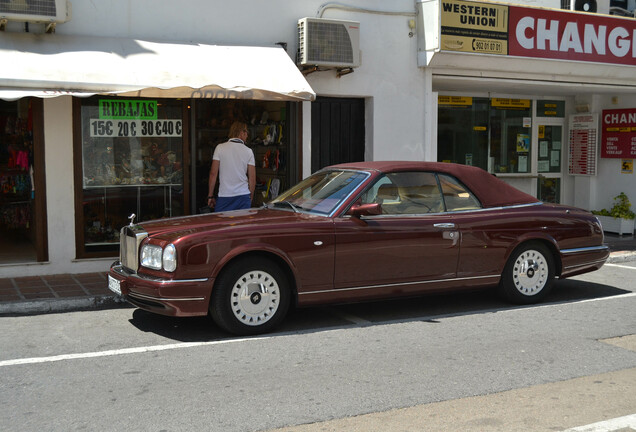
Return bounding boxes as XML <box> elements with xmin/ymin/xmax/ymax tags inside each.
<box><xmin>592</xmin><ymin>192</ymin><xmax>635</xmax><ymax>220</ymax></box>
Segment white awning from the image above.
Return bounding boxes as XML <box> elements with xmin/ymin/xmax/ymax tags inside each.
<box><xmin>0</xmin><ymin>33</ymin><xmax>315</xmax><ymax>102</ymax></box>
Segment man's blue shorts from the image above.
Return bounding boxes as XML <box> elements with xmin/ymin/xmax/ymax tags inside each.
<box><xmin>214</xmin><ymin>194</ymin><xmax>251</xmax><ymax>212</ymax></box>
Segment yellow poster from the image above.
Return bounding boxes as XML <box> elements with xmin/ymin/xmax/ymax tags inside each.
<box><xmin>440</xmin><ymin>0</ymin><xmax>509</xmax><ymax>55</ymax></box>
<box><xmin>517</xmin><ymin>134</ymin><xmax>530</xmax><ymax>153</ymax></box>
<box><xmin>622</xmin><ymin>159</ymin><xmax>633</xmax><ymax>174</ymax></box>
<box><xmin>438</xmin><ymin>96</ymin><xmax>473</xmax><ymax>106</ymax></box>
<box><xmin>492</xmin><ymin>98</ymin><xmax>531</xmax><ymax>109</ymax></box>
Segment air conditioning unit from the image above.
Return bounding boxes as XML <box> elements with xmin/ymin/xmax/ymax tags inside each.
<box><xmin>297</xmin><ymin>17</ymin><xmax>360</xmax><ymax>68</ymax></box>
<box><xmin>0</xmin><ymin>0</ymin><xmax>71</xmax><ymax>24</ymax></box>
<box><xmin>563</xmin><ymin>0</ymin><xmax>610</xmax><ymax>14</ymax></box>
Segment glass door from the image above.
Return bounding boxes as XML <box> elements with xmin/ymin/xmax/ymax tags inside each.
<box><xmin>536</xmin><ymin>124</ymin><xmax>563</xmax><ymax>203</ymax></box>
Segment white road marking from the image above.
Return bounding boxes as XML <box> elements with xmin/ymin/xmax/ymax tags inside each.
<box><xmin>563</xmin><ymin>413</ymin><xmax>636</xmax><ymax>431</ymax></box>
<box><xmin>0</xmin><ymin>336</ymin><xmax>268</xmax><ymax>368</ymax></box>
<box><xmin>563</xmin><ymin>292</ymin><xmax>636</xmax><ymax>304</ymax></box>
<box><xmin>604</xmin><ymin>263</ymin><xmax>636</xmax><ymax>270</ymax></box>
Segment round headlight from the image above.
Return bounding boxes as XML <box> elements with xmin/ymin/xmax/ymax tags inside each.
<box><xmin>163</xmin><ymin>244</ymin><xmax>177</xmax><ymax>272</ymax></box>
<box><xmin>140</xmin><ymin>244</ymin><xmax>162</xmax><ymax>270</ymax></box>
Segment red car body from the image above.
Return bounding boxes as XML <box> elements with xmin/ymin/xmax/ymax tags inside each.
<box><xmin>108</xmin><ymin>162</ymin><xmax>609</xmax><ymax>334</ymax></box>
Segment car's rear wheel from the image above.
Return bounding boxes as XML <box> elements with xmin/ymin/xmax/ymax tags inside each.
<box><xmin>499</xmin><ymin>242</ymin><xmax>554</xmax><ymax>304</ymax></box>
<box><xmin>210</xmin><ymin>257</ymin><xmax>290</xmax><ymax>335</ymax></box>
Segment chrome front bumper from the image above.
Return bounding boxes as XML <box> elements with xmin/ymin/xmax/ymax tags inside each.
<box><xmin>109</xmin><ymin>262</ymin><xmax>212</xmax><ymax>316</ymax></box>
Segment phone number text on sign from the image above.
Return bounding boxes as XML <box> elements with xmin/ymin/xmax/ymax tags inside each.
<box><xmin>90</xmin><ymin>119</ymin><xmax>183</xmax><ymax>137</ymax></box>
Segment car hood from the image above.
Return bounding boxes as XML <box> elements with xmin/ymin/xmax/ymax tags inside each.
<box><xmin>135</xmin><ymin>207</ymin><xmax>321</xmax><ymax>240</ymax></box>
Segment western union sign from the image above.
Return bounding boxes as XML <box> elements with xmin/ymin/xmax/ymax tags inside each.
<box><xmin>440</xmin><ymin>0</ymin><xmax>508</xmax><ymax>55</ymax></box>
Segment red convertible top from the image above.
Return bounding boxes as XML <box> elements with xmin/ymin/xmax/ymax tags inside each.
<box><xmin>330</xmin><ymin>161</ymin><xmax>540</xmax><ymax>208</ymax></box>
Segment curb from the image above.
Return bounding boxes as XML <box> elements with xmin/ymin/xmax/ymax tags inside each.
<box><xmin>1</xmin><ymin>252</ymin><xmax>634</xmax><ymax>317</ymax></box>
<box><xmin>607</xmin><ymin>251</ymin><xmax>636</xmax><ymax>264</ymax></box>
<box><xmin>0</xmin><ymin>295</ymin><xmax>126</xmax><ymax>316</ymax></box>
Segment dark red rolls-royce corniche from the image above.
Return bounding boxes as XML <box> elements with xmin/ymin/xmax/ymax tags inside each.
<box><xmin>108</xmin><ymin>161</ymin><xmax>609</xmax><ymax>335</ymax></box>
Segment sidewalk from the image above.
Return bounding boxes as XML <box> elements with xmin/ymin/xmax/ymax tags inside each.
<box><xmin>1</xmin><ymin>234</ymin><xmax>635</xmax><ymax>316</ymax></box>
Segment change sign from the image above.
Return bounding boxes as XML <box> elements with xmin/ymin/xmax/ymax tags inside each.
<box><xmin>602</xmin><ymin>108</ymin><xmax>636</xmax><ymax>158</ymax></box>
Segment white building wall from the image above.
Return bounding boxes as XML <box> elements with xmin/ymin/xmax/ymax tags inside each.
<box><xmin>43</xmin><ymin>97</ymin><xmax>74</xmax><ymax>267</ymax></box>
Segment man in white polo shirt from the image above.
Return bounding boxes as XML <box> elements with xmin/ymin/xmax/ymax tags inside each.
<box><xmin>207</xmin><ymin>121</ymin><xmax>255</xmax><ymax>212</ymax></box>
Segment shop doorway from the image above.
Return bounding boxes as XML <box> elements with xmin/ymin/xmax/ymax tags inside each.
<box><xmin>311</xmin><ymin>97</ymin><xmax>365</xmax><ymax>172</ymax></box>
<box><xmin>192</xmin><ymin>100</ymin><xmax>299</xmax><ymax>213</ymax></box>
<box><xmin>0</xmin><ymin>98</ymin><xmax>47</xmax><ymax>264</ymax></box>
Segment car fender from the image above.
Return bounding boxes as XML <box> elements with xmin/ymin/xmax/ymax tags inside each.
<box><xmin>502</xmin><ymin>231</ymin><xmax>562</xmax><ymax>274</ymax></box>
<box><xmin>211</xmin><ymin>242</ymin><xmax>303</xmax><ymax>292</ymax></box>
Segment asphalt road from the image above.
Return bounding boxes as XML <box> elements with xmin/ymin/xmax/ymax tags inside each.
<box><xmin>1</xmin><ymin>262</ymin><xmax>635</xmax><ymax>432</ymax></box>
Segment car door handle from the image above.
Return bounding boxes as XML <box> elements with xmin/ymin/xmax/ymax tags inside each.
<box><xmin>433</xmin><ymin>223</ymin><xmax>456</xmax><ymax>229</ymax></box>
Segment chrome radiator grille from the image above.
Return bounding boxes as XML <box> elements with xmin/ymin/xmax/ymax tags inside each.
<box><xmin>120</xmin><ymin>226</ymin><xmax>148</xmax><ymax>272</ymax></box>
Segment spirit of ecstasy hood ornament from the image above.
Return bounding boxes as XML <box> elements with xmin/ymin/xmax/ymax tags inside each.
<box><xmin>128</xmin><ymin>213</ymin><xmax>136</xmax><ymax>227</ymax></box>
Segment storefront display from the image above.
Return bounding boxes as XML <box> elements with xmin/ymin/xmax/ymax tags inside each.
<box><xmin>76</xmin><ymin>98</ymin><xmax>186</xmax><ymax>256</ymax></box>
<box><xmin>74</xmin><ymin>97</ymin><xmax>300</xmax><ymax>258</ymax></box>
<box><xmin>0</xmin><ymin>99</ymin><xmax>37</xmax><ymax>263</ymax></box>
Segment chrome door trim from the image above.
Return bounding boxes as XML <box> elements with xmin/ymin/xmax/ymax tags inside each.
<box><xmin>298</xmin><ymin>274</ymin><xmax>500</xmax><ymax>296</ymax></box>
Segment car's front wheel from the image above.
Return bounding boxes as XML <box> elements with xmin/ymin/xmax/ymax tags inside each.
<box><xmin>210</xmin><ymin>257</ymin><xmax>290</xmax><ymax>335</ymax></box>
<box><xmin>499</xmin><ymin>242</ymin><xmax>555</xmax><ymax>304</ymax></box>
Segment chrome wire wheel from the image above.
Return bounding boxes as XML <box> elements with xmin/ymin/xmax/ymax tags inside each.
<box><xmin>511</xmin><ymin>249</ymin><xmax>549</xmax><ymax>296</ymax></box>
<box><xmin>230</xmin><ymin>270</ymin><xmax>280</xmax><ymax>326</ymax></box>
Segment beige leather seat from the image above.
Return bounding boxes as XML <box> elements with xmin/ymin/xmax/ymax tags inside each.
<box><xmin>399</xmin><ymin>185</ymin><xmax>444</xmax><ymax>214</ymax></box>
<box><xmin>375</xmin><ymin>184</ymin><xmax>400</xmax><ymax>214</ymax></box>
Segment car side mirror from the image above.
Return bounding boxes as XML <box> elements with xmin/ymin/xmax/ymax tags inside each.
<box><xmin>347</xmin><ymin>203</ymin><xmax>381</xmax><ymax>217</ymax></box>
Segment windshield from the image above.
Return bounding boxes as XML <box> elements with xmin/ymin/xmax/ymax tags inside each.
<box><xmin>269</xmin><ymin>170</ymin><xmax>369</xmax><ymax>216</ymax></box>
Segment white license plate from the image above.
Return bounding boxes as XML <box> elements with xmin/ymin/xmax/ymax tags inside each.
<box><xmin>108</xmin><ymin>275</ymin><xmax>122</xmax><ymax>295</ymax></box>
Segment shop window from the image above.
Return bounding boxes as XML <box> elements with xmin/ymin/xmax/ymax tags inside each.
<box><xmin>438</xmin><ymin>97</ymin><xmax>532</xmax><ymax>175</ymax></box>
<box><xmin>438</xmin><ymin>97</ymin><xmax>490</xmax><ymax>169</ymax></box>
<box><xmin>489</xmin><ymin>99</ymin><xmax>532</xmax><ymax>174</ymax></box>
<box><xmin>76</xmin><ymin>98</ymin><xmax>186</xmax><ymax>256</ymax></box>
<box><xmin>0</xmin><ymin>99</ymin><xmax>46</xmax><ymax>263</ymax></box>
<box><xmin>193</xmin><ymin>100</ymin><xmax>296</xmax><ymax>212</ymax></box>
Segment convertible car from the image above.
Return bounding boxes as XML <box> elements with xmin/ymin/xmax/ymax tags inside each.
<box><xmin>108</xmin><ymin>161</ymin><xmax>609</xmax><ymax>335</ymax></box>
